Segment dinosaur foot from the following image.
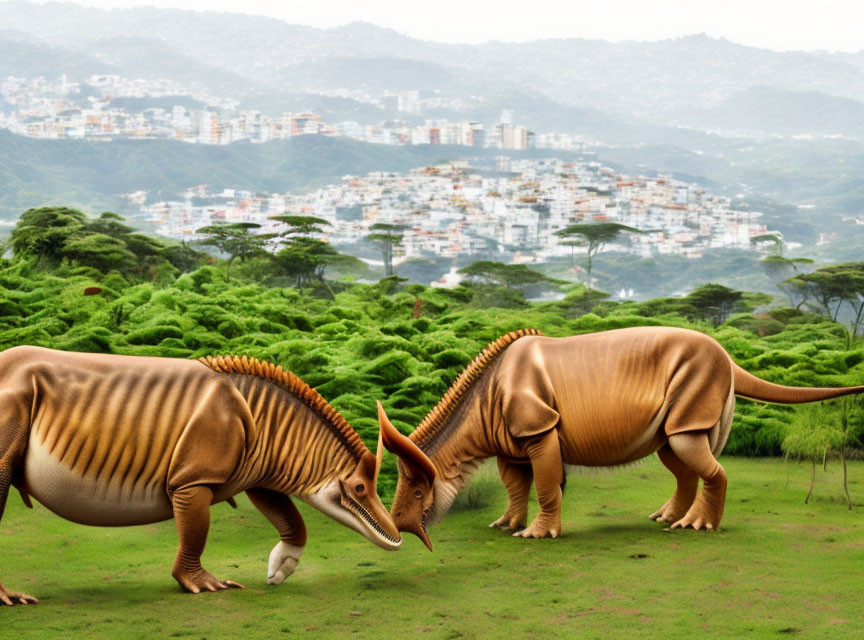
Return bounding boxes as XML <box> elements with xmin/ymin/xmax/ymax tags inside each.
<box><xmin>489</xmin><ymin>512</ymin><xmax>526</xmax><ymax>532</ymax></box>
<box><xmin>173</xmin><ymin>567</ymin><xmax>245</xmax><ymax>594</ymax></box>
<box><xmin>649</xmin><ymin>496</ymin><xmax>692</xmax><ymax>524</ymax></box>
<box><xmin>512</xmin><ymin>517</ymin><xmax>560</xmax><ymax>539</ymax></box>
<box><xmin>670</xmin><ymin>495</ymin><xmax>723</xmax><ymax>531</ymax></box>
<box><xmin>0</xmin><ymin>584</ymin><xmax>39</xmax><ymax>606</ymax></box>
<box><xmin>267</xmin><ymin>542</ymin><xmax>303</xmax><ymax>585</ymax></box>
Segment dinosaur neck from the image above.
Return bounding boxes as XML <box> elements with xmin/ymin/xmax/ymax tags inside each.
<box><xmin>229</xmin><ymin>375</ymin><xmax>358</xmax><ymax>495</ymax></box>
<box><xmin>418</xmin><ymin>376</ymin><xmax>499</xmax><ymax>527</ymax></box>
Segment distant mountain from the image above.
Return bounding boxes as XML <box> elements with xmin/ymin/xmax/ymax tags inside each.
<box><xmin>0</xmin><ymin>34</ymin><xmax>112</xmax><ymax>79</ymax></box>
<box><xmin>675</xmin><ymin>86</ymin><xmax>864</xmax><ymax>139</ymax></box>
<box><xmin>79</xmin><ymin>37</ymin><xmax>252</xmax><ymax>92</ymax></box>
<box><xmin>3</xmin><ymin>1</ymin><xmax>864</xmax><ymax>121</ymax></box>
<box><xmin>278</xmin><ymin>57</ymin><xmax>468</xmax><ymax>93</ymax></box>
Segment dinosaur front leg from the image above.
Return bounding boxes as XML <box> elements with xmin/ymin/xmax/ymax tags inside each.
<box><xmin>0</xmin><ymin>475</ymin><xmax>38</xmax><ymax>605</ymax></box>
<box><xmin>171</xmin><ymin>485</ymin><xmax>245</xmax><ymax>593</ymax></box>
<box><xmin>649</xmin><ymin>445</ymin><xmax>699</xmax><ymax>523</ymax></box>
<box><xmin>514</xmin><ymin>430</ymin><xmax>563</xmax><ymax>539</ymax></box>
<box><xmin>246</xmin><ymin>488</ymin><xmax>307</xmax><ymax>585</ymax></box>
<box><xmin>667</xmin><ymin>432</ymin><xmax>727</xmax><ymax>531</ymax></box>
<box><xmin>489</xmin><ymin>458</ymin><xmax>532</xmax><ymax>531</ymax></box>
<box><xmin>0</xmin><ymin>425</ymin><xmax>37</xmax><ymax>606</ymax></box>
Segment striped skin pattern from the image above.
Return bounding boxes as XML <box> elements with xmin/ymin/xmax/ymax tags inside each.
<box><xmin>386</xmin><ymin>326</ymin><xmax>864</xmax><ymax>546</ymax></box>
<box><xmin>0</xmin><ymin>346</ymin><xmax>399</xmax><ymax>605</ymax></box>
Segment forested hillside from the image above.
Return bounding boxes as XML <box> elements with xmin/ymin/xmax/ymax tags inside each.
<box><xmin>2</xmin><ymin>207</ymin><xmax>863</xmax><ymax>495</ymax></box>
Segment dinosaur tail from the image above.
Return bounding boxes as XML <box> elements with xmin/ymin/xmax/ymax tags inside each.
<box><xmin>732</xmin><ymin>361</ymin><xmax>864</xmax><ymax>404</ymax></box>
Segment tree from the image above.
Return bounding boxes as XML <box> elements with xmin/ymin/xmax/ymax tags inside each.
<box><xmin>761</xmin><ymin>255</ymin><xmax>814</xmax><ymax>281</ymax></box>
<box><xmin>195</xmin><ymin>222</ymin><xmax>274</xmax><ymax>277</ymax></box>
<box><xmin>268</xmin><ymin>214</ymin><xmax>355</xmax><ymax>289</ymax></box>
<box><xmin>458</xmin><ymin>261</ymin><xmax>563</xmax><ymax>289</ymax></box>
<box><xmin>784</xmin><ymin>263</ymin><xmax>864</xmax><ymax>335</ymax></box>
<box><xmin>62</xmin><ymin>233</ymin><xmax>137</xmax><ymax>273</ymax></box>
<box><xmin>269</xmin><ymin>215</ymin><xmax>331</xmax><ymax>238</ymax></box>
<box><xmin>273</xmin><ymin>236</ymin><xmax>354</xmax><ymax>288</ymax></box>
<box><xmin>162</xmin><ymin>241</ymin><xmax>210</xmax><ymax>273</ymax></box>
<box><xmin>84</xmin><ymin>211</ymin><xmax>134</xmax><ymax>238</ymax></box>
<box><xmin>560</xmin><ymin>239</ymin><xmax>586</xmax><ymax>270</ymax></box>
<box><xmin>554</xmin><ymin>223</ymin><xmax>642</xmax><ymax>280</ymax></box>
<box><xmin>686</xmin><ymin>283</ymin><xmax>743</xmax><ymax>326</ymax></box>
<box><xmin>782</xmin><ymin>399</ymin><xmax>861</xmax><ymax>509</ymax></box>
<box><xmin>365</xmin><ymin>223</ymin><xmax>404</xmax><ymax>277</ymax></box>
<box><xmin>10</xmin><ymin>207</ymin><xmax>87</xmax><ymax>266</ymax></box>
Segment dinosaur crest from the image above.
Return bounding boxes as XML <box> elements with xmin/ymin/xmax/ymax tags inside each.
<box><xmin>412</xmin><ymin>328</ymin><xmax>544</xmax><ymax>450</ymax></box>
<box><xmin>197</xmin><ymin>354</ymin><xmax>367</xmax><ymax>460</ymax></box>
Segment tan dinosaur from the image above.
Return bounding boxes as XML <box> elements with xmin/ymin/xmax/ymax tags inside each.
<box><xmin>380</xmin><ymin>327</ymin><xmax>864</xmax><ymax>548</ymax></box>
<box><xmin>0</xmin><ymin>346</ymin><xmax>424</xmax><ymax>605</ymax></box>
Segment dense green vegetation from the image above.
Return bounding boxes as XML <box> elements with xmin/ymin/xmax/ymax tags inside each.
<box><xmin>2</xmin><ymin>458</ymin><xmax>863</xmax><ymax>637</ymax></box>
<box><xmin>2</xmin><ymin>207</ymin><xmax>863</xmax><ymax>497</ymax></box>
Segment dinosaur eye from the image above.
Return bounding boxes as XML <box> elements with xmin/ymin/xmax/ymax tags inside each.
<box><xmin>355</xmin><ymin>484</ymin><xmax>365</xmax><ymax>494</ymax></box>
<box><xmin>414</xmin><ymin>490</ymin><xmax>423</xmax><ymax>499</ymax></box>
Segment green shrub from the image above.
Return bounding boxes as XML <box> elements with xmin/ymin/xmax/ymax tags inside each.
<box><xmin>126</xmin><ymin>325</ymin><xmax>184</xmax><ymax>345</ymax></box>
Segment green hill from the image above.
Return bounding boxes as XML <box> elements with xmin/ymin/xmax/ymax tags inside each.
<box><xmin>0</xmin><ymin>132</ymin><xmax>516</xmax><ymax>218</ymax></box>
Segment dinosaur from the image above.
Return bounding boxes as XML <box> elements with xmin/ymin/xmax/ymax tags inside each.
<box><xmin>0</xmin><ymin>346</ymin><xmax>425</xmax><ymax>605</ymax></box>
<box><xmin>380</xmin><ymin>326</ymin><xmax>864</xmax><ymax>548</ymax></box>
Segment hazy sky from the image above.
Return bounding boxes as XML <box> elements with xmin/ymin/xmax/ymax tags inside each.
<box><xmin>27</xmin><ymin>0</ymin><xmax>864</xmax><ymax>51</ymax></box>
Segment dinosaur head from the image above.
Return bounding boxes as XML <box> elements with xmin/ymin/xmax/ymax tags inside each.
<box><xmin>301</xmin><ymin>424</ymin><xmax>402</xmax><ymax>551</ymax></box>
<box><xmin>377</xmin><ymin>402</ymin><xmax>437</xmax><ymax>551</ymax></box>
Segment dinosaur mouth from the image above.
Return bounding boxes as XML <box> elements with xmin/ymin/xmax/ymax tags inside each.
<box><xmin>345</xmin><ymin>495</ymin><xmax>401</xmax><ymax>547</ymax></box>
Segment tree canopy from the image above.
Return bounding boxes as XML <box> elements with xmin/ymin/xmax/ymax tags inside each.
<box><xmin>555</xmin><ymin>222</ymin><xmax>643</xmax><ymax>277</ymax></box>
<box><xmin>365</xmin><ymin>223</ymin><xmax>405</xmax><ymax>277</ymax></box>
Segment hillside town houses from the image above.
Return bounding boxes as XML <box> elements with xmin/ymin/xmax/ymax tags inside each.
<box><xmin>0</xmin><ymin>74</ymin><xmax>587</xmax><ymax>151</ymax></box>
<box><xmin>137</xmin><ymin>158</ymin><xmax>775</xmax><ymax>265</ymax></box>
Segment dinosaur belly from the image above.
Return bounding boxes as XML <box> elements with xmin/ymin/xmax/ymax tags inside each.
<box><xmin>557</xmin><ymin>402</ymin><xmax>668</xmax><ymax>467</ymax></box>
<box><xmin>23</xmin><ymin>436</ymin><xmax>174</xmax><ymax>526</ymax></box>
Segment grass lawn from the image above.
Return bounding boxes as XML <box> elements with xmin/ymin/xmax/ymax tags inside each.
<box><xmin>2</xmin><ymin>457</ymin><xmax>863</xmax><ymax>639</ymax></box>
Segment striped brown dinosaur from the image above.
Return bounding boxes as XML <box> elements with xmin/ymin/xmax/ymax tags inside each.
<box><xmin>380</xmin><ymin>326</ymin><xmax>864</xmax><ymax>549</ymax></box>
<box><xmin>0</xmin><ymin>346</ymin><xmax>426</xmax><ymax>605</ymax></box>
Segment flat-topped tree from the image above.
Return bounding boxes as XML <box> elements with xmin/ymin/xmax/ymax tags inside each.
<box><xmin>761</xmin><ymin>254</ymin><xmax>814</xmax><ymax>280</ymax></box>
<box><xmin>458</xmin><ymin>260</ymin><xmax>563</xmax><ymax>290</ymax></box>
<box><xmin>195</xmin><ymin>222</ymin><xmax>274</xmax><ymax>277</ymax></box>
<box><xmin>269</xmin><ymin>215</ymin><xmax>331</xmax><ymax>238</ymax></box>
<box><xmin>686</xmin><ymin>283</ymin><xmax>744</xmax><ymax>326</ymax></box>
<box><xmin>365</xmin><ymin>223</ymin><xmax>404</xmax><ymax>277</ymax></box>
<box><xmin>274</xmin><ymin>236</ymin><xmax>346</xmax><ymax>288</ymax></box>
<box><xmin>269</xmin><ymin>214</ymin><xmax>355</xmax><ymax>290</ymax></box>
<box><xmin>554</xmin><ymin>222</ymin><xmax>643</xmax><ymax>280</ymax></box>
<box><xmin>785</xmin><ymin>263</ymin><xmax>864</xmax><ymax>337</ymax></box>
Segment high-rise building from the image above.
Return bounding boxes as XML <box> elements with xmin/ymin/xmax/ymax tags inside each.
<box><xmin>429</xmin><ymin>127</ymin><xmax>441</xmax><ymax>144</ymax></box>
<box><xmin>196</xmin><ymin>110</ymin><xmax>221</xmax><ymax>144</ymax></box>
<box><xmin>468</xmin><ymin>122</ymin><xmax>485</xmax><ymax>147</ymax></box>
<box><xmin>291</xmin><ymin>112</ymin><xmax>322</xmax><ymax>135</ymax></box>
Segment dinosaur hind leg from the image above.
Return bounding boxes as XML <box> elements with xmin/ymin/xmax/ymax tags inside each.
<box><xmin>0</xmin><ymin>412</ymin><xmax>39</xmax><ymax>605</ymax></box>
<box><xmin>667</xmin><ymin>432</ymin><xmax>727</xmax><ymax>531</ymax></box>
<box><xmin>649</xmin><ymin>445</ymin><xmax>699</xmax><ymax>523</ymax></box>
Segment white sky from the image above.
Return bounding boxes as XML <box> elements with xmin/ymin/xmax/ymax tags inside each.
<box><xmin>23</xmin><ymin>0</ymin><xmax>864</xmax><ymax>51</ymax></box>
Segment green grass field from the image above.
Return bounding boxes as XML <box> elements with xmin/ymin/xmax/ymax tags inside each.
<box><xmin>2</xmin><ymin>457</ymin><xmax>863</xmax><ymax>639</ymax></box>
